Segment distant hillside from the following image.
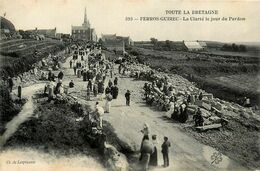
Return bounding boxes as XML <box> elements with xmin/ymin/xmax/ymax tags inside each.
<box><xmin>0</xmin><ymin>16</ymin><xmax>15</xmax><ymax>31</ymax></box>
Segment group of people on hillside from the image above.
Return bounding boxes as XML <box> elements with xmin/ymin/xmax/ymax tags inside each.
<box><xmin>143</xmin><ymin>76</ymin><xmax>205</xmax><ymax>126</ymax></box>
<box><xmin>139</xmin><ymin>123</ymin><xmax>171</xmax><ymax>170</ymax></box>
<box><xmin>44</xmin><ymin>70</ymin><xmax>66</xmax><ymax>100</ymax></box>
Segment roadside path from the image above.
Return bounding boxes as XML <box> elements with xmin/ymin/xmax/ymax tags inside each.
<box><xmin>61</xmin><ymin>55</ymin><xmax>249</xmax><ymax>171</ymax></box>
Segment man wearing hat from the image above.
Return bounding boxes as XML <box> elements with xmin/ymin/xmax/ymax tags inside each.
<box><xmin>161</xmin><ymin>136</ymin><xmax>171</xmax><ymax>167</ymax></box>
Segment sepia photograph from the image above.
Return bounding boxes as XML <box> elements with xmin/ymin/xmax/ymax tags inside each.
<box><xmin>0</xmin><ymin>0</ymin><xmax>259</xmax><ymax>171</ymax></box>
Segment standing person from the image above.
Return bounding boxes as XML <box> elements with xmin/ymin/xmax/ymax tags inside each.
<box><xmin>108</xmin><ymin>79</ymin><xmax>113</xmax><ymax>87</ymax></box>
<box><xmin>86</xmin><ymin>87</ymin><xmax>91</xmax><ymax>101</ymax></box>
<box><xmin>48</xmin><ymin>81</ymin><xmax>55</xmax><ymax>100</ymax></box>
<box><xmin>113</xmin><ymin>77</ymin><xmax>118</xmax><ymax>86</ymax></box>
<box><xmin>161</xmin><ymin>136</ymin><xmax>171</xmax><ymax>167</ymax></box>
<box><xmin>87</xmin><ymin>80</ymin><xmax>93</xmax><ymax>91</ymax></box>
<box><xmin>110</xmin><ymin>68</ymin><xmax>113</xmax><ymax>78</ymax></box>
<box><xmin>93</xmin><ymin>82</ymin><xmax>98</xmax><ymax>97</ymax></box>
<box><xmin>118</xmin><ymin>64</ymin><xmax>122</xmax><ymax>74</ymax></box>
<box><xmin>98</xmin><ymin>81</ymin><xmax>104</xmax><ymax>101</ymax></box>
<box><xmin>8</xmin><ymin>77</ymin><xmax>13</xmax><ymax>92</ymax></box>
<box><xmin>105</xmin><ymin>86</ymin><xmax>111</xmax><ymax>95</ymax></box>
<box><xmin>140</xmin><ymin>136</ymin><xmax>153</xmax><ymax>171</ymax></box>
<box><xmin>125</xmin><ymin>90</ymin><xmax>131</xmax><ymax>106</ymax></box>
<box><xmin>105</xmin><ymin>93</ymin><xmax>113</xmax><ymax>113</ymax></box>
<box><xmin>72</xmin><ymin>59</ymin><xmax>77</xmax><ymax>75</ymax></box>
<box><xmin>198</xmin><ymin>92</ymin><xmax>203</xmax><ymax>100</ymax></box>
<box><xmin>149</xmin><ymin>135</ymin><xmax>158</xmax><ymax>167</ymax></box>
<box><xmin>70</xmin><ymin>59</ymin><xmax>73</xmax><ymax>68</ymax></box>
<box><xmin>111</xmin><ymin>85</ymin><xmax>119</xmax><ymax>99</ymax></box>
<box><xmin>18</xmin><ymin>85</ymin><xmax>22</xmax><ymax>99</ymax></box>
<box><xmin>141</xmin><ymin>123</ymin><xmax>150</xmax><ymax>147</ymax></box>
<box><xmin>48</xmin><ymin>70</ymin><xmax>54</xmax><ymax>81</ymax></box>
<box><xmin>58</xmin><ymin>71</ymin><xmax>64</xmax><ymax>81</ymax></box>
<box><xmin>95</xmin><ymin>102</ymin><xmax>104</xmax><ymax>128</ymax></box>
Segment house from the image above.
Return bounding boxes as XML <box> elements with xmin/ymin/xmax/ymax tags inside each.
<box><xmin>184</xmin><ymin>41</ymin><xmax>204</xmax><ymax>51</ymax></box>
<box><xmin>101</xmin><ymin>34</ymin><xmax>134</xmax><ymax>51</ymax></box>
<box><xmin>26</xmin><ymin>27</ymin><xmax>56</xmax><ymax>38</ymax></box>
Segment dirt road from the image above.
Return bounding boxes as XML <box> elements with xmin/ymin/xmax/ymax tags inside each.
<box><xmin>61</xmin><ymin>56</ymin><xmax>249</xmax><ymax>171</ymax></box>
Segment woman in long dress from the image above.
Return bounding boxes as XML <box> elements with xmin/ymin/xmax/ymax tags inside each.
<box><xmin>165</xmin><ymin>100</ymin><xmax>175</xmax><ymax>118</ymax></box>
<box><xmin>149</xmin><ymin>135</ymin><xmax>158</xmax><ymax>167</ymax></box>
<box><xmin>105</xmin><ymin>94</ymin><xmax>112</xmax><ymax>113</ymax></box>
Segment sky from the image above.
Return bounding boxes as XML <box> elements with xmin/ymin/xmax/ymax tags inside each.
<box><xmin>0</xmin><ymin>0</ymin><xmax>260</xmax><ymax>42</ymax></box>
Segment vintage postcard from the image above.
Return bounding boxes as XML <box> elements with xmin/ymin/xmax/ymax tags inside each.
<box><xmin>0</xmin><ymin>0</ymin><xmax>259</xmax><ymax>171</ymax></box>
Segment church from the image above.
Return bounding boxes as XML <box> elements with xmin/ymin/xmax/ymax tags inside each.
<box><xmin>71</xmin><ymin>8</ymin><xmax>97</xmax><ymax>42</ymax></box>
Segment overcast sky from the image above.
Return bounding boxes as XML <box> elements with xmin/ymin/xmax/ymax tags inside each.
<box><xmin>1</xmin><ymin>0</ymin><xmax>260</xmax><ymax>42</ymax></box>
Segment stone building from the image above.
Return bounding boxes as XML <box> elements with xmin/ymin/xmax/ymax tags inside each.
<box><xmin>26</xmin><ymin>27</ymin><xmax>56</xmax><ymax>38</ymax></box>
<box><xmin>71</xmin><ymin>8</ymin><xmax>97</xmax><ymax>42</ymax></box>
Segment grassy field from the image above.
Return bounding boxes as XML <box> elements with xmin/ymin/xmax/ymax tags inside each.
<box><xmin>129</xmin><ymin>46</ymin><xmax>260</xmax><ymax>105</ymax></box>
<box><xmin>0</xmin><ymin>39</ymin><xmax>65</xmax><ymax>77</ymax></box>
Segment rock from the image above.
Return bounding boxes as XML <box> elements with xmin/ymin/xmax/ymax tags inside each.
<box><xmin>201</xmin><ymin>108</ymin><xmax>211</xmax><ymax>118</ymax></box>
<box><xmin>104</xmin><ymin>144</ymin><xmax>129</xmax><ymax>171</ymax></box>
<box><xmin>201</xmin><ymin>102</ymin><xmax>211</xmax><ymax>111</ymax></box>
<box><xmin>194</xmin><ymin>100</ymin><xmax>203</xmax><ymax>106</ymax></box>
<box><xmin>209</xmin><ymin>116</ymin><xmax>222</xmax><ymax>123</ymax></box>
<box><xmin>203</xmin><ymin>93</ymin><xmax>213</xmax><ymax>100</ymax></box>
<box><xmin>212</xmin><ymin>101</ymin><xmax>223</xmax><ymax>112</ymax></box>
<box><xmin>240</xmin><ymin>111</ymin><xmax>250</xmax><ymax>119</ymax></box>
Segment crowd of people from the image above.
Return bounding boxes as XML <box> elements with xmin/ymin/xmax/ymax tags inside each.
<box><xmin>139</xmin><ymin>123</ymin><xmax>171</xmax><ymax>170</ymax></box>
<box><xmin>142</xmin><ymin>75</ymin><xmax>205</xmax><ymax>126</ymax></box>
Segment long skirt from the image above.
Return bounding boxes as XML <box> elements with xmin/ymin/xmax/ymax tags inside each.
<box><xmin>149</xmin><ymin>147</ymin><xmax>158</xmax><ymax>166</ymax></box>
<box><xmin>166</xmin><ymin>106</ymin><xmax>174</xmax><ymax>118</ymax></box>
<box><xmin>105</xmin><ymin>100</ymin><xmax>111</xmax><ymax>113</ymax></box>
<box><xmin>140</xmin><ymin>153</ymin><xmax>150</xmax><ymax>171</ymax></box>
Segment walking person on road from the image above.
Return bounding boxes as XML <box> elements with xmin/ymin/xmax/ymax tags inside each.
<box><xmin>125</xmin><ymin>90</ymin><xmax>131</xmax><ymax>106</ymax></box>
<box><xmin>161</xmin><ymin>136</ymin><xmax>171</xmax><ymax>167</ymax></box>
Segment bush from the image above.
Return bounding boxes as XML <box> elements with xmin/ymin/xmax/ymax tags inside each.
<box><xmin>0</xmin><ymin>83</ymin><xmax>20</xmax><ymax>124</ymax></box>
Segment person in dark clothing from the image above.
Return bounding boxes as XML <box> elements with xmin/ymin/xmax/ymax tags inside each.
<box><xmin>93</xmin><ymin>83</ymin><xmax>98</xmax><ymax>97</ymax></box>
<box><xmin>198</xmin><ymin>92</ymin><xmax>203</xmax><ymax>100</ymax></box>
<box><xmin>125</xmin><ymin>90</ymin><xmax>131</xmax><ymax>106</ymax></box>
<box><xmin>69</xmin><ymin>80</ymin><xmax>74</xmax><ymax>88</ymax></box>
<box><xmin>58</xmin><ymin>71</ymin><xmax>64</xmax><ymax>80</ymax></box>
<box><xmin>149</xmin><ymin>135</ymin><xmax>158</xmax><ymax>167</ymax></box>
<box><xmin>98</xmin><ymin>81</ymin><xmax>104</xmax><ymax>94</ymax></box>
<box><xmin>87</xmin><ymin>80</ymin><xmax>92</xmax><ymax>91</ymax></box>
<box><xmin>108</xmin><ymin>80</ymin><xmax>113</xmax><ymax>87</ymax></box>
<box><xmin>111</xmin><ymin>85</ymin><xmax>119</xmax><ymax>99</ymax></box>
<box><xmin>114</xmin><ymin>77</ymin><xmax>118</xmax><ymax>86</ymax></box>
<box><xmin>69</xmin><ymin>60</ymin><xmax>72</xmax><ymax>68</ymax></box>
<box><xmin>179</xmin><ymin>106</ymin><xmax>188</xmax><ymax>123</ymax></box>
<box><xmin>105</xmin><ymin>86</ymin><xmax>111</xmax><ymax>95</ymax></box>
<box><xmin>8</xmin><ymin>77</ymin><xmax>13</xmax><ymax>92</ymax></box>
<box><xmin>187</xmin><ymin>94</ymin><xmax>191</xmax><ymax>104</ymax></box>
<box><xmin>48</xmin><ymin>71</ymin><xmax>55</xmax><ymax>81</ymax></box>
<box><xmin>193</xmin><ymin>108</ymin><xmax>204</xmax><ymax>127</ymax></box>
<box><xmin>161</xmin><ymin>136</ymin><xmax>171</xmax><ymax>167</ymax></box>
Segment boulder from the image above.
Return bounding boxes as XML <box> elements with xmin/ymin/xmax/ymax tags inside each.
<box><xmin>201</xmin><ymin>102</ymin><xmax>211</xmax><ymax>111</ymax></box>
<box><xmin>212</xmin><ymin>102</ymin><xmax>223</xmax><ymax>112</ymax></box>
<box><xmin>209</xmin><ymin>116</ymin><xmax>222</xmax><ymax>123</ymax></box>
<box><xmin>203</xmin><ymin>93</ymin><xmax>213</xmax><ymax>100</ymax></box>
<box><xmin>194</xmin><ymin>100</ymin><xmax>203</xmax><ymax>106</ymax></box>
<box><xmin>104</xmin><ymin>144</ymin><xmax>129</xmax><ymax>171</ymax></box>
<box><xmin>201</xmin><ymin>108</ymin><xmax>211</xmax><ymax>118</ymax></box>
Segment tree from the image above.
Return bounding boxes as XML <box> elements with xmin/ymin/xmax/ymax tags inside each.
<box><xmin>239</xmin><ymin>45</ymin><xmax>247</xmax><ymax>52</ymax></box>
<box><xmin>150</xmin><ymin>38</ymin><xmax>158</xmax><ymax>45</ymax></box>
<box><xmin>165</xmin><ymin>40</ymin><xmax>171</xmax><ymax>49</ymax></box>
